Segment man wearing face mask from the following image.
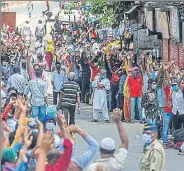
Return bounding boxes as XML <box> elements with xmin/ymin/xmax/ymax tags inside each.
<box><xmin>91</xmin><ymin>69</ymin><xmax>110</xmax><ymax>123</ymax></box>
<box><xmin>127</xmin><ymin>66</ymin><xmax>143</xmax><ymax>123</ymax></box>
<box><xmin>140</xmin><ymin>123</ymin><xmax>165</xmax><ymax>171</ymax></box>
<box><xmin>141</xmin><ymin>79</ymin><xmax>159</xmax><ymax>124</ymax></box>
<box><xmin>171</xmin><ymin>78</ymin><xmax>184</xmax><ymax>130</ymax></box>
<box><xmin>51</xmin><ymin>62</ymin><xmax>67</xmax><ymax>105</ymax></box>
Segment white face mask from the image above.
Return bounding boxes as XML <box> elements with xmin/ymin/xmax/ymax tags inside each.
<box><xmin>45</xmin><ymin>122</ymin><xmax>55</xmax><ymax>131</ymax></box>
<box><xmin>142</xmin><ymin>134</ymin><xmax>153</xmax><ymax>144</ymax></box>
<box><xmin>3</xmin><ymin>62</ymin><xmax>8</xmax><ymax>66</ymax></box>
<box><xmin>7</xmin><ymin>118</ymin><xmax>18</xmax><ymax>131</ymax></box>
<box><xmin>152</xmin><ymin>84</ymin><xmax>157</xmax><ymax>90</ymax></box>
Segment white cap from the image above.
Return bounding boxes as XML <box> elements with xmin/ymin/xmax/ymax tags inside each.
<box><xmin>100</xmin><ymin>137</ymin><xmax>115</xmax><ymax>151</ymax></box>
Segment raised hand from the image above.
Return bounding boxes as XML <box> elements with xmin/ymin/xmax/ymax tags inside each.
<box><xmin>41</xmin><ymin>132</ymin><xmax>54</xmax><ymax>153</ymax></box>
<box><xmin>24</xmin><ymin>128</ymin><xmax>33</xmax><ymax>149</ymax></box>
<box><xmin>111</xmin><ymin>108</ymin><xmax>122</xmax><ymax>124</ymax></box>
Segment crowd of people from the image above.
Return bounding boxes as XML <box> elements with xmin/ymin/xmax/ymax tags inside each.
<box><xmin>1</xmin><ymin>2</ymin><xmax>184</xmax><ymax>171</ymax></box>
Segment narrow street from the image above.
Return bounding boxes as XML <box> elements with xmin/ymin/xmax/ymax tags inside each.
<box><xmin>1</xmin><ymin>1</ymin><xmax>184</xmax><ymax>170</ymax></box>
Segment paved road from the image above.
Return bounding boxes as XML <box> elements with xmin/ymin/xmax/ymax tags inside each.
<box><xmin>13</xmin><ymin>5</ymin><xmax>184</xmax><ymax>171</ymax></box>
<box><xmin>11</xmin><ymin>1</ymin><xmax>59</xmax><ymax>24</ymax></box>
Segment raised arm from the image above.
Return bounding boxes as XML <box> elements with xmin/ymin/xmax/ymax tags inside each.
<box><xmin>112</xmin><ymin>109</ymin><xmax>129</xmax><ymax>150</ymax></box>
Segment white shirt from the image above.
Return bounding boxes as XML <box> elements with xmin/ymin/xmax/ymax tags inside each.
<box><xmin>22</xmin><ymin>23</ymin><xmax>32</xmax><ymax>36</ymax></box>
<box><xmin>35</xmin><ymin>41</ymin><xmax>45</xmax><ymax>55</ymax></box>
<box><xmin>51</xmin><ymin>70</ymin><xmax>67</xmax><ymax>92</ymax></box>
<box><xmin>87</xmin><ymin>148</ymin><xmax>128</xmax><ymax>171</ymax></box>
<box><xmin>1</xmin><ymin>90</ymin><xmax>6</xmax><ymax>106</ymax></box>
<box><xmin>172</xmin><ymin>90</ymin><xmax>184</xmax><ymax>115</ymax></box>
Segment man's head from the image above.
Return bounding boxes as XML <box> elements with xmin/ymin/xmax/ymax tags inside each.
<box><xmin>35</xmin><ymin>68</ymin><xmax>43</xmax><ymax>78</ymax></box>
<box><xmin>55</xmin><ymin>62</ymin><xmax>61</xmax><ymax>72</ymax></box>
<box><xmin>148</xmin><ymin>79</ymin><xmax>157</xmax><ymax>90</ymax></box>
<box><xmin>47</xmin><ymin>148</ymin><xmax>62</xmax><ymax>165</ymax></box>
<box><xmin>171</xmin><ymin>82</ymin><xmax>179</xmax><ymax>92</ymax></box>
<box><xmin>1</xmin><ymin>148</ymin><xmax>17</xmax><ymax>164</ymax></box>
<box><xmin>38</xmin><ymin>20</ymin><xmax>42</xmax><ymax>24</ymax></box>
<box><xmin>43</xmin><ymin>115</ymin><xmax>56</xmax><ymax>132</ymax></box>
<box><xmin>13</xmin><ymin>66</ymin><xmax>21</xmax><ymax>74</ymax></box>
<box><xmin>142</xmin><ymin>123</ymin><xmax>158</xmax><ymax>145</ymax></box>
<box><xmin>7</xmin><ymin>87</ymin><xmax>17</xmax><ymax>96</ymax></box>
<box><xmin>131</xmin><ymin>66</ymin><xmax>138</xmax><ymax>78</ymax></box>
<box><xmin>100</xmin><ymin>137</ymin><xmax>116</xmax><ymax>157</ymax></box>
<box><xmin>68</xmin><ymin>72</ymin><xmax>75</xmax><ymax>81</ymax></box>
<box><xmin>100</xmin><ymin>69</ymin><xmax>106</xmax><ymax>79</ymax></box>
<box><xmin>37</xmin><ymin>53</ymin><xmax>43</xmax><ymax>60</ymax></box>
<box><xmin>26</xmin><ymin>21</ymin><xmax>29</xmax><ymax>24</ymax></box>
<box><xmin>128</xmin><ymin>68</ymin><xmax>133</xmax><ymax>76</ymax></box>
<box><xmin>33</xmin><ymin>64</ymin><xmax>40</xmax><ymax>70</ymax></box>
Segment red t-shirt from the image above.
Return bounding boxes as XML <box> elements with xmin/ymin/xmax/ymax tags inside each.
<box><xmin>127</xmin><ymin>75</ymin><xmax>143</xmax><ymax>97</ymax></box>
<box><xmin>164</xmin><ymin>86</ymin><xmax>172</xmax><ymax>113</ymax></box>
<box><xmin>46</xmin><ymin>138</ymin><xmax>73</xmax><ymax>171</ymax></box>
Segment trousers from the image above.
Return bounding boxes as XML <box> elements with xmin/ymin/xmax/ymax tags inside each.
<box><xmin>93</xmin><ymin>102</ymin><xmax>109</xmax><ymax>121</ymax></box>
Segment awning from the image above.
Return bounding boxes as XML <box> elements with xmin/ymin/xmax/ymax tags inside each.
<box><xmin>125</xmin><ymin>5</ymin><xmax>139</xmax><ymax>14</ymax></box>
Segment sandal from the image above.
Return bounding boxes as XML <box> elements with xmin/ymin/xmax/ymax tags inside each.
<box><xmin>105</xmin><ymin>120</ymin><xmax>110</xmax><ymax>123</ymax></box>
<box><xmin>91</xmin><ymin>119</ymin><xmax>98</xmax><ymax>122</ymax></box>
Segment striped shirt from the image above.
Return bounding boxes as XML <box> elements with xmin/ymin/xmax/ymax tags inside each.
<box><xmin>61</xmin><ymin>81</ymin><xmax>80</xmax><ymax>107</ymax></box>
<box><xmin>7</xmin><ymin>73</ymin><xmax>26</xmax><ymax>94</ymax></box>
<box><xmin>24</xmin><ymin>78</ymin><xmax>48</xmax><ymax>106</ymax></box>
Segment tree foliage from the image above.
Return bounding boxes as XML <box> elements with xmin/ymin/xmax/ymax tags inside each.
<box><xmin>89</xmin><ymin>1</ymin><xmax>134</xmax><ymax>27</ymax></box>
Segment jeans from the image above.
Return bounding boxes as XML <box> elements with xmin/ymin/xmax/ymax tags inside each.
<box><xmin>32</xmin><ymin>104</ymin><xmax>46</xmax><ymax>123</ymax></box>
<box><xmin>147</xmin><ymin>118</ymin><xmax>157</xmax><ymax>124</ymax></box>
<box><xmin>117</xmin><ymin>94</ymin><xmax>124</xmax><ymax>109</ymax></box>
<box><xmin>53</xmin><ymin>91</ymin><xmax>60</xmax><ymax>105</ymax></box>
<box><xmin>130</xmin><ymin>97</ymin><xmax>142</xmax><ymax>121</ymax></box>
<box><xmin>72</xmin><ymin>135</ymin><xmax>98</xmax><ymax>169</ymax></box>
<box><xmin>163</xmin><ymin>113</ymin><xmax>173</xmax><ymax>144</ymax></box>
<box><xmin>111</xmin><ymin>84</ymin><xmax>119</xmax><ymax>110</ymax></box>
<box><xmin>81</xmin><ymin>81</ymin><xmax>90</xmax><ymax>103</ymax></box>
<box><xmin>62</xmin><ymin>106</ymin><xmax>76</xmax><ymax>125</ymax></box>
<box><xmin>107</xmin><ymin>90</ymin><xmax>111</xmax><ymax>110</ymax></box>
<box><xmin>159</xmin><ymin>107</ymin><xmax>164</xmax><ymax>118</ymax></box>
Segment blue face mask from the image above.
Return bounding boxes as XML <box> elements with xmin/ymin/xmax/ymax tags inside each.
<box><xmin>150</xmin><ymin>72</ymin><xmax>156</xmax><ymax>79</ymax></box>
<box><xmin>45</xmin><ymin>122</ymin><xmax>55</xmax><ymax>131</ymax></box>
<box><xmin>100</xmin><ymin>75</ymin><xmax>105</xmax><ymax>79</ymax></box>
<box><xmin>172</xmin><ymin>85</ymin><xmax>179</xmax><ymax>91</ymax></box>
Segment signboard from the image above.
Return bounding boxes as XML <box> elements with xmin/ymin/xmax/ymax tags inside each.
<box><xmin>155</xmin><ymin>8</ymin><xmax>169</xmax><ymax>39</ymax></box>
<box><xmin>169</xmin><ymin>6</ymin><xmax>180</xmax><ymax>42</ymax></box>
<box><xmin>144</xmin><ymin>8</ymin><xmax>153</xmax><ymax>31</ymax></box>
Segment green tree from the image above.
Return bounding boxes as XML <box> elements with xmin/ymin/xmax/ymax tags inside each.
<box><xmin>90</xmin><ymin>1</ymin><xmax>134</xmax><ymax>27</ymax></box>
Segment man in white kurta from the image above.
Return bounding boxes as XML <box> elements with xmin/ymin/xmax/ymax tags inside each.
<box><xmin>91</xmin><ymin>70</ymin><xmax>110</xmax><ymax>123</ymax></box>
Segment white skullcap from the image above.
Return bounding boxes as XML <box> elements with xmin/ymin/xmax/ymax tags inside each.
<box><xmin>68</xmin><ymin>72</ymin><xmax>75</xmax><ymax>80</ymax></box>
<box><xmin>100</xmin><ymin>137</ymin><xmax>116</xmax><ymax>151</ymax></box>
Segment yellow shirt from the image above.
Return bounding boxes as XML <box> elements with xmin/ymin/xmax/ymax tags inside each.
<box><xmin>46</xmin><ymin>40</ymin><xmax>54</xmax><ymax>53</ymax></box>
<box><xmin>11</xmin><ymin>114</ymin><xmax>29</xmax><ymax>148</ymax></box>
